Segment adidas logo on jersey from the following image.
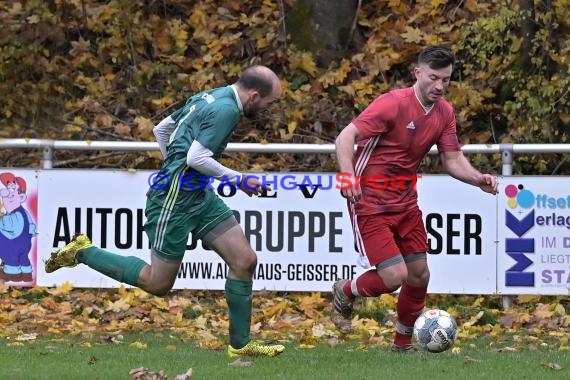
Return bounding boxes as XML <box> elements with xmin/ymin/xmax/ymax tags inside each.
<box><xmin>406</xmin><ymin>121</ymin><xmax>415</xmax><ymax>130</ymax></box>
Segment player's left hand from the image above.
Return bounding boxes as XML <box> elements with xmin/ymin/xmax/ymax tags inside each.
<box><xmin>479</xmin><ymin>174</ymin><xmax>499</xmax><ymax>195</ymax></box>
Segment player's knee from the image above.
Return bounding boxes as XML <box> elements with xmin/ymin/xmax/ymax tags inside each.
<box><xmin>230</xmin><ymin>250</ymin><xmax>257</xmax><ymax>277</ymax></box>
<box><xmin>407</xmin><ymin>268</ymin><xmax>430</xmax><ymax>287</ymax></box>
<box><xmin>241</xmin><ymin>251</ymin><xmax>258</xmax><ymax>273</ymax></box>
<box><xmin>418</xmin><ymin>269</ymin><xmax>430</xmax><ymax>286</ymax></box>
<box><xmin>377</xmin><ymin>268</ymin><xmax>406</xmax><ymax>290</ymax></box>
<box><xmin>383</xmin><ymin>274</ymin><xmax>407</xmax><ymax>291</ymax></box>
<box><xmin>140</xmin><ymin>277</ymin><xmax>174</xmax><ymax>297</ymax></box>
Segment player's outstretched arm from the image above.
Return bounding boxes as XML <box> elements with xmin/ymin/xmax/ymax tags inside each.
<box><xmin>153</xmin><ymin>116</ymin><xmax>177</xmax><ymax>159</ymax></box>
<box><xmin>335</xmin><ymin>122</ymin><xmax>362</xmax><ymax>203</ymax></box>
<box><xmin>440</xmin><ymin>151</ymin><xmax>499</xmax><ymax>195</ymax></box>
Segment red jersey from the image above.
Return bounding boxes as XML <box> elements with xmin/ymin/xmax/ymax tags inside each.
<box><xmin>351</xmin><ymin>86</ymin><xmax>460</xmax><ymax>215</ymax></box>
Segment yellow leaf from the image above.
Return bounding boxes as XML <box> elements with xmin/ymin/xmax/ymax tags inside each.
<box><xmin>48</xmin><ymin>282</ymin><xmax>74</xmax><ymax>296</ymax></box>
<box><xmin>72</xmin><ymin>320</ymin><xmax>84</xmax><ymax>330</ymax></box>
<box><xmin>105</xmin><ymin>298</ymin><xmax>131</xmax><ymax>313</ymax></box>
<box><xmin>166</xmin><ymin>345</ymin><xmax>177</xmax><ymax>351</ymax></box>
<box><xmin>151</xmin><ymin>96</ymin><xmax>174</xmax><ymax>109</ymax></box>
<box><xmin>114</xmin><ymin>123</ymin><xmax>132</xmax><ymax>137</ymax></box>
<box><xmin>70</xmin><ymin>37</ymin><xmax>91</xmax><ymax>56</ymax></box>
<box><xmin>378</xmin><ymin>294</ymin><xmax>397</xmax><ymax>309</ymax></box>
<box><xmin>26</xmin><ymin>14</ymin><xmax>40</xmax><ymax>24</ymax></box>
<box><xmin>289</xmin><ymin>52</ymin><xmax>317</xmax><ymax>77</ymax></box>
<box><xmin>463</xmin><ymin>311</ymin><xmax>484</xmax><ymax>327</ymax></box>
<box><xmin>517</xmin><ymin>295</ymin><xmax>541</xmax><ymax>304</ymax></box>
<box><xmin>430</xmin><ymin>0</ymin><xmax>448</xmax><ymax>7</ymax></box>
<box><xmin>15</xmin><ymin>333</ymin><xmax>37</xmax><ymax>341</ymax></box>
<box><xmin>187</xmin><ymin>7</ymin><xmax>208</xmax><ymax>29</ymax></box>
<box><xmin>535</xmin><ymin>303</ymin><xmax>553</xmax><ymax>319</ymax></box>
<box><xmin>64</xmin><ymin>124</ymin><xmax>83</xmax><ymax>133</ymax></box>
<box><xmin>464</xmin><ymin>0</ymin><xmax>480</xmax><ymax>12</ymax></box>
<box><xmin>554</xmin><ymin>304</ymin><xmax>566</xmax><ymax>317</ymax></box>
<box><xmin>297</xmin><ymin>344</ymin><xmax>315</xmax><ymax>349</ymax></box>
<box><xmin>287</xmin><ymin>121</ymin><xmax>297</xmax><ymax>134</ymax></box>
<box><xmin>263</xmin><ymin>300</ymin><xmax>289</xmax><ymax>318</ymax></box>
<box><xmin>135</xmin><ymin>116</ymin><xmax>155</xmax><ymax>138</ymax></box>
<box><xmin>147</xmin><ymin>151</ymin><xmax>163</xmax><ymax>160</ymax></box>
<box><xmin>401</xmin><ymin>26</ymin><xmax>423</xmax><ymax>43</ymax></box>
<box><xmin>129</xmin><ymin>341</ymin><xmax>147</xmax><ymax>349</ymax></box>
<box><xmin>154</xmin><ymin>33</ymin><xmax>172</xmax><ymax>53</ymax></box>
<box><xmin>425</xmin><ymin>35</ymin><xmax>441</xmax><ymax>45</ymax></box>
<box><xmin>8</xmin><ymin>2</ymin><xmax>22</xmax><ymax>15</ymax></box>
<box><xmin>95</xmin><ymin>114</ymin><xmax>113</xmax><ymax>128</ymax></box>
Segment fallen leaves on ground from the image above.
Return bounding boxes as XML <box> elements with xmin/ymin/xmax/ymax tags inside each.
<box><xmin>1</xmin><ymin>283</ymin><xmax>570</xmax><ymax>354</ymax></box>
<box><xmin>128</xmin><ymin>367</ymin><xmax>193</xmax><ymax>380</ymax></box>
<box><xmin>541</xmin><ymin>362</ymin><xmax>563</xmax><ymax>370</ymax></box>
<box><xmin>228</xmin><ymin>359</ymin><xmax>252</xmax><ymax>367</ymax></box>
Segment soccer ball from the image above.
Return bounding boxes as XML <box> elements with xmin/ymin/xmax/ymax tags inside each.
<box><xmin>413</xmin><ymin>309</ymin><xmax>457</xmax><ymax>353</ymax></box>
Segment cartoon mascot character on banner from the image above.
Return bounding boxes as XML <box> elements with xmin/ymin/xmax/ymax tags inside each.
<box><xmin>0</xmin><ymin>172</ymin><xmax>37</xmax><ymax>282</ymax></box>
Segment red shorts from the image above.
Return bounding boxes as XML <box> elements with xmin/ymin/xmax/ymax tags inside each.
<box><xmin>350</xmin><ymin>206</ymin><xmax>428</xmax><ymax>267</ymax></box>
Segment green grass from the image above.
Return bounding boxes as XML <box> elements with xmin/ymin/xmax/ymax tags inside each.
<box><xmin>1</xmin><ymin>332</ymin><xmax>568</xmax><ymax>380</ymax></box>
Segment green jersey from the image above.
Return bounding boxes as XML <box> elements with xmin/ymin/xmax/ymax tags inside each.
<box><xmin>147</xmin><ymin>86</ymin><xmax>241</xmax><ymax>211</ymax></box>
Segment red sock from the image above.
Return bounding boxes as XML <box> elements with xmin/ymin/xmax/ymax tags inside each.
<box><xmin>394</xmin><ymin>282</ymin><xmax>427</xmax><ymax>346</ymax></box>
<box><xmin>343</xmin><ymin>269</ymin><xmax>393</xmax><ymax>298</ymax></box>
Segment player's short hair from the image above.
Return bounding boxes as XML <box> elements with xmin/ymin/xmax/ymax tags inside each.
<box><xmin>418</xmin><ymin>46</ymin><xmax>455</xmax><ymax>70</ymax></box>
<box><xmin>236</xmin><ymin>66</ymin><xmax>274</xmax><ymax>97</ymax></box>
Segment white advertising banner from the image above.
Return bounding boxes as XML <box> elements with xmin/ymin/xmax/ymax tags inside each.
<box><xmin>35</xmin><ymin>170</ymin><xmax>497</xmax><ymax>294</ymax></box>
<box><xmin>418</xmin><ymin>176</ymin><xmax>497</xmax><ymax>294</ymax></box>
<box><xmin>497</xmin><ymin>176</ymin><xmax>570</xmax><ymax>295</ymax></box>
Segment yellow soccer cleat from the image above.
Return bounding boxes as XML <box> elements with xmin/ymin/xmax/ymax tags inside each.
<box><xmin>228</xmin><ymin>341</ymin><xmax>285</xmax><ymax>358</ymax></box>
<box><xmin>45</xmin><ymin>234</ymin><xmax>92</xmax><ymax>273</ymax></box>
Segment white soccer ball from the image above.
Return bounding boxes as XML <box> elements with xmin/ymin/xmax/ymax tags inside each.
<box><xmin>413</xmin><ymin>309</ymin><xmax>458</xmax><ymax>353</ymax></box>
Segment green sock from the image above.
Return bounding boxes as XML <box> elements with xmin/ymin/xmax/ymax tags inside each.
<box><xmin>225</xmin><ymin>278</ymin><xmax>253</xmax><ymax>349</ymax></box>
<box><xmin>77</xmin><ymin>246</ymin><xmax>147</xmax><ymax>287</ymax></box>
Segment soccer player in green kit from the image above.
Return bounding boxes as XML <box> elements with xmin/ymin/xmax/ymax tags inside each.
<box><xmin>45</xmin><ymin>65</ymin><xmax>285</xmax><ymax>357</ymax></box>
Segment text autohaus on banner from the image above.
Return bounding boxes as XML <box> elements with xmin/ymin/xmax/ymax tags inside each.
<box><xmin>9</xmin><ymin>169</ymin><xmax>566</xmax><ymax>295</ymax></box>
<box><xmin>28</xmin><ymin>170</ymin><xmax>497</xmax><ymax>293</ymax></box>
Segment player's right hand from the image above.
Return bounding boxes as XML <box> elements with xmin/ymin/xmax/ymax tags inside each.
<box><xmin>239</xmin><ymin>176</ymin><xmax>271</xmax><ymax>197</ymax></box>
<box><xmin>340</xmin><ymin>185</ymin><xmax>361</xmax><ymax>204</ymax></box>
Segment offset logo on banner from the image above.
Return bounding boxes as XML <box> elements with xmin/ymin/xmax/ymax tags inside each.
<box><xmin>498</xmin><ymin>177</ymin><xmax>570</xmax><ymax>295</ymax></box>
<box><xmin>0</xmin><ymin>169</ymin><xmax>38</xmax><ymax>286</ymax></box>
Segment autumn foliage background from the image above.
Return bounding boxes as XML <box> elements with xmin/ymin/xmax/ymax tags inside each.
<box><xmin>0</xmin><ymin>0</ymin><xmax>569</xmax><ymax>173</ymax></box>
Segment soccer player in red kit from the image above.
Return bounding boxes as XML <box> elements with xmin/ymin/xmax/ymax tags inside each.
<box><xmin>332</xmin><ymin>45</ymin><xmax>498</xmax><ymax>351</ymax></box>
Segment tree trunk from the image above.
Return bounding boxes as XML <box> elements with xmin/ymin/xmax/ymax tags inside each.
<box><xmin>285</xmin><ymin>0</ymin><xmax>358</xmax><ymax>66</ymax></box>
<box><xmin>519</xmin><ymin>0</ymin><xmax>536</xmax><ymax>71</ymax></box>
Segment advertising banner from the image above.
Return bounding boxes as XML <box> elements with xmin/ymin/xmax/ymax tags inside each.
<box><xmin>418</xmin><ymin>176</ymin><xmax>497</xmax><ymax>294</ymax></box>
<box><xmin>34</xmin><ymin>170</ymin><xmax>497</xmax><ymax>294</ymax></box>
<box><xmin>497</xmin><ymin>177</ymin><xmax>570</xmax><ymax>295</ymax></box>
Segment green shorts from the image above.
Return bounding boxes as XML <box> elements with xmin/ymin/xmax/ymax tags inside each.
<box><xmin>144</xmin><ymin>191</ymin><xmax>234</xmax><ymax>261</ymax></box>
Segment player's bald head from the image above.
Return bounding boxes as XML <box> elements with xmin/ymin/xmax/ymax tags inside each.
<box><xmin>236</xmin><ymin>65</ymin><xmax>281</xmax><ymax>97</ymax></box>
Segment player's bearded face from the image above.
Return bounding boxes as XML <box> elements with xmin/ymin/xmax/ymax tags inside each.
<box><xmin>243</xmin><ymin>92</ymin><xmax>279</xmax><ymax>118</ymax></box>
<box><xmin>243</xmin><ymin>93</ymin><xmax>267</xmax><ymax>118</ymax></box>
<box><xmin>417</xmin><ymin>64</ymin><xmax>453</xmax><ymax>105</ymax></box>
